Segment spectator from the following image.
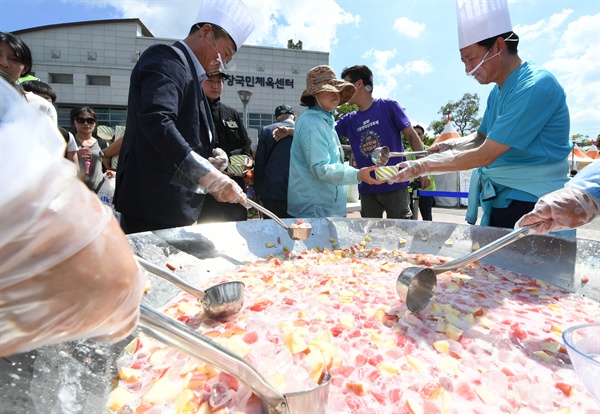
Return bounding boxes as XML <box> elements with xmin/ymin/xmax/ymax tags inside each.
<box><xmin>21</xmin><ymin>80</ymin><xmax>78</xmax><ymax>167</ymax></box>
<box><xmin>288</xmin><ymin>65</ymin><xmax>383</xmax><ymax>218</ymax></box>
<box><xmin>413</xmin><ymin>124</ymin><xmax>435</xmax><ymax>221</ymax></box>
<box><xmin>254</xmin><ymin>104</ymin><xmax>296</xmax><ymax>218</ymax></box>
<box><xmin>71</xmin><ymin>107</ymin><xmax>110</xmax><ymax>192</ymax></box>
<box><xmin>197</xmin><ymin>70</ymin><xmax>253</xmax><ymax>223</ymax></box>
<box><xmin>0</xmin><ymin>78</ymin><xmax>147</xmax><ymax>356</ymax></box>
<box><xmin>0</xmin><ymin>32</ymin><xmax>32</xmax><ymax>82</ymax></box>
<box><xmin>336</xmin><ymin>65</ymin><xmax>430</xmax><ymax>219</ymax></box>
<box><xmin>114</xmin><ymin>0</ymin><xmax>254</xmax><ymax>234</ymax></box>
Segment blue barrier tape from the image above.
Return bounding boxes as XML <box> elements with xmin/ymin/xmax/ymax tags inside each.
<box><xmin>419</xmin><ymin>191</ymin><xmax>469</xmax><ymax>198</ymax></box>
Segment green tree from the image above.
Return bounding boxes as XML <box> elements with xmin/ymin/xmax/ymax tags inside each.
<box><xmin>430</xmin><ymin>93</ymin><xmax>482</xmax><ymax>136</ymax></box>
<box><xmin>333</xmin><ymin>103</ymin><xmax>358</xmax><ymax>145</ymax></box>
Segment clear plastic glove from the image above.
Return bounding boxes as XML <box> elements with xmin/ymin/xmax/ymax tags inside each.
<box><xmin>0</xmin><ymin>165</ymin><xmax>147</xmax><ymax>356</ymax></box>
<box><xmin>208</xmin><ymin>148</ymin><xmax>229</xmax><ymax>172</ymax></box>
<box><xmin>515</xmin><ymin>187</ymin><xmax>600</xmax><ymax>234</ymax></box>
<box><xmin>428</xmin><ymin>132</ymin><xmax>483</xmax><ymax>154</ymax></box>
<box><xmin>388</xmin><ymin>159</ymin><xmax>430</xmax><ymax>183</ymax></box>
<box><xmin>200</xmin><ymin>168</ymin><xmax>248</xmax><ymax>206</ymax></box>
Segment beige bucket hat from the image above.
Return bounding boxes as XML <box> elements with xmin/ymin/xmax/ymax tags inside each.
<box><xmin>300</xmin><ymin>65</ymin><xmax>355</xmax><ymax>107</ymax></box>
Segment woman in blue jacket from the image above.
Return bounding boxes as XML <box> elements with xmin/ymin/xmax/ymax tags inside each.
<box><xmin>288</xmin><ymin>65</ymin><xmax>384</xmax><ymax>218</ymax></box>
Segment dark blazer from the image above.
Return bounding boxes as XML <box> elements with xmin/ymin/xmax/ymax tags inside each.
<box><xmin>254</xmin><ymin>119</ymin><xmax>294</xmax><ymax>201</ymax></box>
<box><xmin>115</xmin><ymin>42</ymin><xmax>216</xmax><ymax>228</ymax></box>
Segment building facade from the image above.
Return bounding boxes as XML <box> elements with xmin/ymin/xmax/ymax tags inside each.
<box><xmin>14</xmin><ymin>19</ymin><xmax>328</xmax><ymax>145</ymax></box>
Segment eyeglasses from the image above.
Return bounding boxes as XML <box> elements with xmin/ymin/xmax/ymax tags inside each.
<box><xmin>75</xmin><ymin>117</ymin><xmax>96</xmax><ymax>125</ymax></box>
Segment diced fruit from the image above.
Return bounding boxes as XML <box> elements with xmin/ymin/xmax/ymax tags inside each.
<box><xmin>433</xmin><ymin>340</ymin><xmax>450</xmax><ymax>354</ymax></box>
<box><xmin>226</xmin><ymin>335</ymin><xmax>252</xmax><ymax>357</ymax></box>
<box><xmin>175</xmin><ymin>389</ymin><xmax>199</xmax><ymax>414</ymax></box>
<box><xmin>304</xmin><ymin>348</ymin><xmax>325</xmax><ymax>383</ymax></box>
<box><xmin>346</xmin><ymin>382</ymin><xmax>365</xmax><ymax>395</ymax></box>
<box><xmin>106</xmin><ymin>387</ymin><xmax>134</xmax><ymax>411</ymax></box>
<box><xmin>143</xmin><ymin>376</ymin><xmax>181</xmax><ymax>404</ymax></box>
<box><xmin>339</xmin><ymin>313</ymin><xmax>355</xmax><ymax>328</ymax></box>
<box><xmin>123</xmin><ymin>337</ymin><xmax>141</xmax><ymax>354</ymax></box>
<box><xmin>474</xmin><ymin>386</ymin><xmax>499</xmax><ymax>405</ymax></box>
<box><xmin>283</xmin><ymin>331</ymin><xmax>308</xmax><ymax>354</ymax></box>
<box><xmin>555</xmin><ymin>382</ymin><xmax>573</xmax><ymax>397</ymax></box>
<box><xmin>445</xmin><ymin>324</ymin><xmax>463</xmax><ymax>341</ymax></box>
<box><xmin>406</xmin><ymin>355</ymin><xmax>426</xmax><ymax>371</ymax></box>
<box><xmin>118</xmin><ymin>367</ymin><xmax>141</xmax><ymax>383</ymax></box>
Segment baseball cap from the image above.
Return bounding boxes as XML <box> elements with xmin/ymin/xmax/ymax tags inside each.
<box><xmin>275</xmin><ymin>104</ymin><xmax>294</xmax><ymax>117</ymax></box>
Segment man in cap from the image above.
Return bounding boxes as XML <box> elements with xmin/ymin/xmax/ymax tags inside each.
<box><xmin>114</xmin><ymin>0</ymin><xmax>255</xmax><ymax>234</ymax></box>
<box><xmin>197</xmin><ymin>70</ymin><xmax>253</xmax><ymax>223</ymax></box>
<box><xmin>390</xmin><ymin>0</ymin><xmax>572</xmax><ymax>229</ymax></box>
<box><xmin>254</xmin><ymin>104</ymin><xmax>296</xmax><ymax>218</ymax></box>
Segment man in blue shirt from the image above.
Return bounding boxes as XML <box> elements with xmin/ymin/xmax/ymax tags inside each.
<box><xmin>390</xmin><ymin>0</ymin><xmax>572</xmax><ymax>229</ymax></box>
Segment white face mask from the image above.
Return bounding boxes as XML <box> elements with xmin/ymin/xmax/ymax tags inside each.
<box><xmin>466</xmin><ymin>47</ymin><xmax>501</xmax><ymax>82</ymax></box>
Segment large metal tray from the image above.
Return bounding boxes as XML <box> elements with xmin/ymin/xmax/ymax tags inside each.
<box><xmin>2</xmin><ymin>218</ymin><xmax>598</xmax><ymax>413</ymax></box>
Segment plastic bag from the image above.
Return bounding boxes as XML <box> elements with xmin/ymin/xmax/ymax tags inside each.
<box><xmin>97</xmin><ymin>175</ymin><xmax>116</xmax><ymax>208</ymax></box>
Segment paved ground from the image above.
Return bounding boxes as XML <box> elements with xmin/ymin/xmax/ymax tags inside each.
<box><xmin>347</xmin><ymin>205</ymin><xmax>600</xmax><ymax>241</ymax></box>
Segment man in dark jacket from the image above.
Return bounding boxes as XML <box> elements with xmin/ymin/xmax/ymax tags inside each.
<box><xmin>114</xmin><ymin>0</ymin><xmax>254</xmax><ymax>234</ymax></box>
<box><xmin>197</xmin><ymin>71</ymin><xmax>254</xmax><ymax>222</ymax></box>
<box><xmin>254</xmin><ymin>105</ymin><xmax>296</xmax><ymax>218</ymax></box>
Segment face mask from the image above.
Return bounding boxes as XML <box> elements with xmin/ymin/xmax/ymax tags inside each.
<box><xmin>466</xmin><ymin>47</ymin><xmax>501</xmax><ymax>83</ymax></box>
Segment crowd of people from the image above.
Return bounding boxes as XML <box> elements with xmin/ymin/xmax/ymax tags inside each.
<box><xmin>1</xmin><ymin>0</ymin><xmax>598</xmax><ymax>358</ymax></box>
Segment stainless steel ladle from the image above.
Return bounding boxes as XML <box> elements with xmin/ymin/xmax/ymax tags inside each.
<box><xmin>137</xmin><ymin>256</ymin><xmax>245</xmax><ymax>320</ymax></box>
<box><xmin>246</xmin><ymin>199</ymin><xmax>311</xmax><ymax>241</ymax></box>
<box><xmin>138</xmin><ymin>303</ymin><xmax>331</xmax><ymax>414</ymax></box>
<box><xmin>371</xmin><ymin>146</ymin><xmax>429</xmax><ymax>167</ymax></box>
<box><xmin>396</xmin><ymin>225</ymin><xmax>534</xmax><ymax>312</ymax></box>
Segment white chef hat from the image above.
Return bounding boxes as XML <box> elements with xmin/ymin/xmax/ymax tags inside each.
<box><xmin>456</xmin><ymin>0</ymin><xmax>513</xmax><ymax>49</ymax></box>
<box><xmin>196</xmin><ymin>0</ymin><xmax>255</xmax><ymax>50</ymax></box>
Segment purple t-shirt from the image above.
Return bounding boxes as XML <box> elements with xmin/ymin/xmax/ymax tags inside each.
<box><xmin>336</xmin><ymin>98</ymin><xmax>411</xmax><ymax>194</ymax></box>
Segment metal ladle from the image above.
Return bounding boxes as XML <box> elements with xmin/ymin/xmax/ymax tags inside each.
<box><xmin>371</xmin><ymin>146</ymin><xmax>429</xmax><ymax>167</ymax></box>
<box><xmin>246</xmin><ymin>199</ymin><xmax>311</xmax><ymax>241</ymax></box>
<box><xmin>138</xmin><ymin>303</ymin><xmax>331</xmax><ymax>414</ymax></box>
<box><xmin>397</xmin><ymin>225</ymin><xmax>534</xmax><ymax>312</ymax></box>
<box><xmin>137</xmin><ymin>256</ymin><xmax>245</xmax><ymax>320</ymax></box>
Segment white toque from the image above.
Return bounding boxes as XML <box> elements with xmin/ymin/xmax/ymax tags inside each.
<box><xmin>456</xmin><ymin>0</ymin><xmax>513</xmax><ymax>49</ymax></box>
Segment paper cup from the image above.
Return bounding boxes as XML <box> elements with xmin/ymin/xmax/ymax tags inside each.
<box><xmin>229</xmin><ymin>155</ymin><xmax>249</xmax><ymax>165</ymax></box>
<box><xmin>375</xmin><ymin>166</ymin><xmax>399</xmax><ymax>180</ymax></box>
<box><xmin>227</xmin><ymin>164</ymin><xmax>245</xmax><ymax>176</ymax></box>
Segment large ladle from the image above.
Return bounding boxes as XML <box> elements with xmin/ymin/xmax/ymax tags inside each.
<box><xmin>138</xmin><ymin>303</ymin><xmax>331</xmax><ymax>414</ymax></box>
<box><xmin>137</xmin><ymin>256</ymin><xmax>244</xmax><ymax>320</ymax></box>
<box><xmin>396</xmin><ymin>225</ymin><xmax>534</xmax><ymax>312</ymax></box>
<box><xmin>246</xmin><ymin>199</ymin><xmax>311</xmax><ymax>241</ymax></box>
<box><xmin>371</xmin><ymin>146</ymin><xmax>429</xmax><ymax>167</ymax></box>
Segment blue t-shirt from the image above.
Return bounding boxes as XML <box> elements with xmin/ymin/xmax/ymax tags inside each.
<box><xmin>478</xmin><ymin>61</ymin><xmax>571</xmax><ymax>207</ymax></box>
<box><xmin>336</xmin><ymin>98</ymin><xmax>411</xmax><ymax>194</ymax></box>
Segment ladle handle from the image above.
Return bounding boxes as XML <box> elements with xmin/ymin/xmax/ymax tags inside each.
<box><xmin>434</xmin><ymin>225</ymin><xmax>533</xmax><ymax>273</ymax></box>
<box><xmin>389</xmin><ymin>150</ymin><xmax>429</xmax><ymax>158</ymax></box>
<box><xmin>246</xmin><ymin>198</ymin><xmax>289</xmax><ymax>230</ymax></box>
<box><xmin>138</xmin><ymin>304</ymin><xmax>289</xmax><ymax>413</ymax></box>
<box><xmin>137</xmin><ymin>256</ymin><xmax>207</xmax><ymax>301</ymax></box>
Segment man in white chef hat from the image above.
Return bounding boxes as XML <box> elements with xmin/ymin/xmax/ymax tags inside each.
<box><xmin>389</xmin><ymin>0</ymin><xmax>573</xmax><ymax>232</ymax></box>
<box><xmin>115</xmin><ymin>0</ymin><xmax>256</xmax><ymax>234</ymax></box>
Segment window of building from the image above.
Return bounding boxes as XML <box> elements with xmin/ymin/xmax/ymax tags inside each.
<box><xmin>49</xmin><ymin>73</ymin><xmax>73</xmax><ymax>84</ymax></box>
<box><xmin>87</xmin><ymin>75</ymin><xmax>111</xmax><ymax>86</ymax></box>
<box><xmin>246</xmin><ymin>112</ymin><xmax>275</xmax><ymax>131</ymax></box>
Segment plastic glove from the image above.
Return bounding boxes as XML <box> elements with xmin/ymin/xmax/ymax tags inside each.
<box><xmin>199</xmin><ymin>168</ymin><xmax>248</xmax><ymax>206</ymax></box>
<box><xmin>515</xmin><ymin>187</ymin><xmax>600</xmax><ymax>234</ymax></box>
<box><xmin>388</xmin><ymin>159</ymin><xmax>430</xmax><ymax>183</ymax></box>
<box><xmin>208</xmin><ymin>148</ymin><xmax>229</xmax><ymax>172</ymax></box>
<box><xmin>428</xmin><ymin>132</ymin><xmax>484</xmax><ymax>154</ymax></box>
<box><xmin>0</xmin><ymin>165</ymin><xmax>147</xmax><ymax>356</ymax></box>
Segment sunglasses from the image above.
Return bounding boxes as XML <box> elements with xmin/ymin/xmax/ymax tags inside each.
<box><xmin>75</xmin><ymin>117</ymin><xmax>96</xmax><ymax>125</ymax></box>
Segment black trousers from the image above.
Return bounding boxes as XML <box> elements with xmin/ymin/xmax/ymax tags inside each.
<box><xmin>490</xmin><ymin>199</ymin><xmax>536</xmax><ymax>229</ymax></box>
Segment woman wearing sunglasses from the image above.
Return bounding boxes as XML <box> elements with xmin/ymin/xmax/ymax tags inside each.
<box><xmin>70</xmin><ymin>107</ymin><xmax>109</xmax><ymax>192</ymax></box>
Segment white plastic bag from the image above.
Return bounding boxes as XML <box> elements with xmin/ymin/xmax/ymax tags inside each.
<box><xmin>97</xmin><ymin>175</ymin><xmax>116</xmax><ymax>208</ymax></box>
